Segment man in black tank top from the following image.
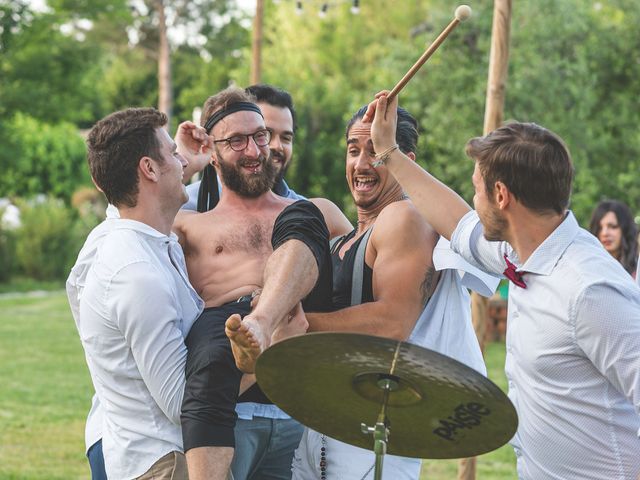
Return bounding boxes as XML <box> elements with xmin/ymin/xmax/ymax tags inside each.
<box><xmin>292</xmin><ymin>106</ymin><xmax>441</xmax><ymax>480</ymax></box>
<box><xmin>309</xmin><ymin>105</ymin><xmax>440</xmax><ymax>334</ymax></box>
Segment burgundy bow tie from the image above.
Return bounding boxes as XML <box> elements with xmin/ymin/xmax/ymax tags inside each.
<box><xmin>503</xmin><ymin>254</ymin><xmax>526</xmax><ymax>288</ymax></box>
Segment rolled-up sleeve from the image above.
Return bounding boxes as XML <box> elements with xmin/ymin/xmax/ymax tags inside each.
<box><xmin>450</xmin><ymin>210</ymin><xmax>510</xmax><ymax>278</ymax></box>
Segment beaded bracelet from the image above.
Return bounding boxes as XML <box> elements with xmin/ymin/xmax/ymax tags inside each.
<box><xmin>371</xmin><ymin>143</ymin><xmax>399</xmax><ymax>168</ymax></box>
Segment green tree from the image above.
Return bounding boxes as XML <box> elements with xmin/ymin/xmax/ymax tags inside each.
<box><xmin>14</xmin><ymin>197</ymin><xmax>89</xmax><ymax>280</ymax></box>
<box><xmin>0</xmin><ymin>114</ymin><xmax>89</xmax><ymax>201</ymax></box>
<box><xmin>259</xmin><ymin>0</ymin><xmax>640</xmax><ymax>225</ymax></box>
<box><xmin>0</xmin><ymin>6</ymin><xmax>105</xmax><ymax>125</ymax></box>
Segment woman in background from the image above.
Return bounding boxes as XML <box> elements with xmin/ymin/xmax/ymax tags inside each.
<box><xmin>589</xmin><ymin>199</ymin><xmax>638</xmax><ymax>278</ymax></box>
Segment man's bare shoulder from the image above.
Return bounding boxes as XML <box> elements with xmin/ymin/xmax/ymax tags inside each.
<box><xmin>276</xmin><ymin>195</ymin><xmax>296</xmax><ymax>208</ymax></box>
<box><xmin>173</xmin><ymin>209</ymin><xmax>195</xmax><ymax>239</ymax></box>
<box><xmin>374</xmin><ymin>200</ymin><xmax>438</xmax><ymax>249</ymax></box>
<box><xmin>377</xmin><ymin>199</ymin><xmax>424</xmax><ymax>227</ymax></box>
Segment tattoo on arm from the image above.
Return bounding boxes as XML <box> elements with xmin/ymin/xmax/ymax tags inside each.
<box><xmin>420</xmin><ymin>266</ymin><xmax>438</xmax><ymax>305</ymax></box>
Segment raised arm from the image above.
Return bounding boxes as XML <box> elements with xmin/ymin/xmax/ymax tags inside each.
<box><xmin>364</xmin><ymin>92</ymin><xmax>471</xmax><ymax>240</ymax></box>
<box><xmin>175</xmin><ymin>121</ymin><xmax>214</xmax><ymax>182</ymax></box>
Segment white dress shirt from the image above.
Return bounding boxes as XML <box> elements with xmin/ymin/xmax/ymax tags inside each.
<box><xmin>72</xmin><ymin>218</ymin><xmax>203</xmax><ymax>480</ymax></box>
<box><xmin>67</xmin><ymin>209</ymin><xmax>119</xmax><ymax>453</ymax></box>
<box><xmin>451</xmin><ymin>210</ymin><xmax>640</xmax><ymax>480</ymax></box>
<box><xmin>292</xmin><ymin>240</ymin><xmax>499</xmax><ymax>479</ymax></box>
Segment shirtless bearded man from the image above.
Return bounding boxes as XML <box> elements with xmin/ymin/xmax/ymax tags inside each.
<box><xmin>172</xmin><ymin>87</ymin><xmax>332</xmax><ymax>480</ymax></box>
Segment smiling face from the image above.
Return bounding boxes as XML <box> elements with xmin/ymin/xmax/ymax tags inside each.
<box><xmin>346</xmin><ymin>121</ymin><xmax>400</xmax><ymax>209</ymax></box>
<box><xmin>258</xmin><ymin>102</ymin><xmax>294</xmax><ymax>183</ymax></box>
<box><xmin>598</xmin><ymin>211</ymin><xmax>622</xmax><ymax>258</ymax></box>
<box><xmin>212</xmin><ymin>110</ymin><xmax>275</xmax><ymax>197</ymax></box>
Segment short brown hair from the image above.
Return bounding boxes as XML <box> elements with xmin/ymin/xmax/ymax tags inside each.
<box><xmin>466</xmin><ymin>122</ymin><xmax>574</xmax><ymax>215</ymax></box>
<box><xmin>87</xmin><ymin>108</ymin><xmax>167</xmax><ymax>208</ymax></box>
<box><xmin>200</xmin><ymin>86</ymin><xmax>257</xmax><ymax>132</ymax></box>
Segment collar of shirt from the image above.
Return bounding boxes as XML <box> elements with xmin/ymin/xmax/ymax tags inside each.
<box><xmin>518</xmin><ymin>211</ymin><xmax>579</xmax><ymax>276</ymax></box>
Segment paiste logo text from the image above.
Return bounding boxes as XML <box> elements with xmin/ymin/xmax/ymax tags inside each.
<box><xmin>432</xmin><ymin>402</ymin><xmax>491</xmax><ymax>441</ymax></box>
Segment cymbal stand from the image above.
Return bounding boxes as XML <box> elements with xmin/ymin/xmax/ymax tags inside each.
<box><xmin>361</xmin><ymin>376</ymin><xmax>397</xmax><ymax>480</ymax></box>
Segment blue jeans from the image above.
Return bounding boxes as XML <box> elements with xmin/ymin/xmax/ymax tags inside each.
<box><xmin>231</xmin><ymin>417</ymin><xmax>304</xmax><ymax>480</ymax></box>
<box><xmin>87</xmin><ymin>440</ymin><xmax>107</xmax><ymax>480</ymax></box>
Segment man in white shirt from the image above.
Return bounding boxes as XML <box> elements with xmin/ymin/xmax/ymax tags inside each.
<box><xmin>363</xmin><ymin>92</ymin><xmax>640</xmax><ymax>479</ymax></box>
<box><xmin>69</xmin><ymin>107</ymin><xmax>208</xmax><ymax>480</ymax></box>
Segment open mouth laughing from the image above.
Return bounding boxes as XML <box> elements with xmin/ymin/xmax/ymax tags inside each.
<box><xmin>354</xmin><ymin>175</ymin><xmax>378</xmax><ymax>192</ymax></box>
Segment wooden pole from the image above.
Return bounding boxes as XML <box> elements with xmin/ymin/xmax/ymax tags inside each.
<box><xmin>251</xmin><ymin>0</ymin><xmax>265</xmax><ymax>85</ymax></box>
<box><xmin>458</xmin><ymin>1</ymin><xmax>512</xmax><ymax>479</ymax></box>
<box><xmin>156</xmin><ymin>0</ymin><xmax>172</xmax><ymax>127</ymax></box>
<box><xmin>483</xmin><ymin>0</ymin><xmax>512</xmax><ymax>135</ymax></box>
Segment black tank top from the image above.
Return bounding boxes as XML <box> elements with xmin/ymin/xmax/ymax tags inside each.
<box><xmin>331</xmin><ymin>229</ymin><xmax>374</xmax><ymax>309</ymax></box>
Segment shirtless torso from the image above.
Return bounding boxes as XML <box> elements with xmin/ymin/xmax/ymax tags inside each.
<box><xmin>174</xmin><ymin>191</ymin><xmax>294</xmax><ymax>307</ymax></box>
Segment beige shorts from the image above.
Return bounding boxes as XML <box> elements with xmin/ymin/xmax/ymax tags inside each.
<box><xmin>137</xmin><ymin>451</ymin><xmax>188</xmax><ymax>480</ymax></box>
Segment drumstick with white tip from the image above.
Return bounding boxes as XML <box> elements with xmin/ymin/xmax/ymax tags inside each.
<box><xmin>387</xmin><ymin>5</ymin><xmax>472</xmax><ymax>102</ymax></box>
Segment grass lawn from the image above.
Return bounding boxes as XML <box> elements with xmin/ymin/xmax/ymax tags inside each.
<box><xmin>0</xmin><ymin>291</ymin><xmax>516</xmax><ymax>479</ymax></box>
<box><xmin>0</xmin><ymin>291</ymin><xmax>93</xmax><ymax>479</ymax></box>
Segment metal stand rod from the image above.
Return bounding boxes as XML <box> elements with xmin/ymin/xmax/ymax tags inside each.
<box><xmin>361</xmin><ymin>376</ymin><xmax>397</xmax><ymax>480</ymax></box>
<box><xmin>373</xmin><ymin>420</ymin><xmax>388</xmax><ymax>480</ymax></box>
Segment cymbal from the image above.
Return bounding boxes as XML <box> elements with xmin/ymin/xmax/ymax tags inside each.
<box><xmin>255</xmin><ymin>332</ymin><xmax>517</xmax><ymax>459</ymax></box>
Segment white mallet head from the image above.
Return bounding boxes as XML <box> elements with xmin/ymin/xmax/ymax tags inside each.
<box><xmin>455</xmin><ymin>5</ymin><xmax>472</xmax><ymax>22</ymax></box>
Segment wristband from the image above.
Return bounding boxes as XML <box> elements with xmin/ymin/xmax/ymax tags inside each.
<box><xmin>371</xmin><ymin>144</ymin><xmax>399</xmax><ymax>168</ymax></box>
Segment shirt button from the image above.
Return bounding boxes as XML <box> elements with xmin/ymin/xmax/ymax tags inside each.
<box><xmin>512</xmin><ymin>311</ymin><xmax>519</xmax><ymax>319</ymax></box>
<box><xmin>508</xmin><ymin>381</ymin><xmax>515</xmax><ymax>389</ymax></box>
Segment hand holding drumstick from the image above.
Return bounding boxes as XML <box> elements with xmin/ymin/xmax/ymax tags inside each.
<box><xmin>362</xmin><ymin>91</ymin><xmax>399</xmax><ymax>159</ymax></box>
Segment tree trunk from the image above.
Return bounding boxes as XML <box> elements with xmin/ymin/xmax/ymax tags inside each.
<box><xmin>156</xmin><ymin>0</ymin><xmax>172</xmax><ymax>127</ymax></box>
<box><xmin>458</xmin><ymin>1</ymin><xmax>512</xmax><ymax>479</ymax></box>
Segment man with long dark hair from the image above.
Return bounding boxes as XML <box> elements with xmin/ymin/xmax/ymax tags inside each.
<box><xmin>292</xmin><ymin>104</ymin><xmax>496</xmax><ymax>479</ymax></box>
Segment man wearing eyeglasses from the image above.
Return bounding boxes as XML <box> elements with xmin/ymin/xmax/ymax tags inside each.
<box><xmin>172</xmin><ymin>86</ymin><xmax>336</xmax><ymax>480</ymax></box>
<box><xmin>182</xmin><ymin>84</ymin><xmax>299</xmax><ymax>211</ymax></box>
<box><xmin>181</xmin><ymin>84</ymin><xmax>350</xmax><ymax>239</ymax></box>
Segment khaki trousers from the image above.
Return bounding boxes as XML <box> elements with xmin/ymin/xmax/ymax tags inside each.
<box><xmin>137</xmin><ymin>451</ymin><xmax>189</xmax><ymax>480</ymax></box>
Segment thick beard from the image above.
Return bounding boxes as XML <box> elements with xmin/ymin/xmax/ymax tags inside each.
<box><xmin>218</xmin><ymin>153</ymin><xmax>276</xmax><ymax>198</ymax></box>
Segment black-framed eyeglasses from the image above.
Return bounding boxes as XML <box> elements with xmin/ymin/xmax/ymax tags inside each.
<box><xmin>213</xmin><ymin>129</ymin><xmax>271</xmax><ymax>152</ymax></box>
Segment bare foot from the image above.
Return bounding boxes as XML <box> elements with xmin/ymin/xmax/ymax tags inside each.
<box><xmin>225</xmin><ymin>314</ymin><xmax>267</xmax><ymax>373</ymax></box>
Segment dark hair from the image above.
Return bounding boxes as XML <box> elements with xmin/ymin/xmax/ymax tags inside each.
<box><xmin>346</xmin><ymin>105</ymin><xmax>418</xmax><ymax>155</ymax></box>
<box><xmin>86</xmin><ymin>108</ymin><xmax>167</xmax><ymax>208</ymax></box>
<box><xmin>589</xmin><ymin>199</ymin><xmax>638</xmax><ymax>275</ymax></box>
<box><xmin>466</xmin><ymin>122</ymin><xmax>574</xmax><ymax>215</ymax></box>
<box><xmin>245</xmin><ymin>84</ymin><xmax>297</xmax><ymax>131</ymax></box>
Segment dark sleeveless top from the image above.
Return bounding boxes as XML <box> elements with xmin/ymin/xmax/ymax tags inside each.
<box><xmin>331</xmin><ymin>229</ymin><xmax>374</xmax><ymax>309</ymax></box>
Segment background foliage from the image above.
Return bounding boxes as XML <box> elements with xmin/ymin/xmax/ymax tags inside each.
<box><xmin>1</xmin><ymin>0</ymin><xmax>639</xmax><ymax>279</ymax></box>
